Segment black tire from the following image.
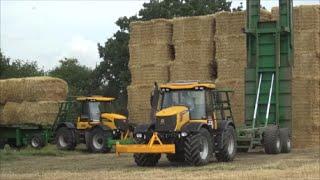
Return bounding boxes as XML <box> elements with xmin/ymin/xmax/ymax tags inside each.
<box><xmin>55</xmin><ymin>127</ymin><xmax>76</xmax><ymax>150</ymax></box>
<box><xmin>280</xmin><ymin>128</ymin><xmax>291</xmax><ymax>153</ymax></box>
<box><xmin>85</xmin><ymin>131</ymin><xmax>92</xmax><ymax>152</ymax></box>
<box><xmin>88</xmin><ymin>127</ymin><xmax>112</xmax><ymax>153</ymax></box>
<box><xmin>134</xmin><ymin>153</ymin><xmax>161</xmax><ymax>167</ymax></box>
<box><xmin>215</xmin><ymin>126</ymin><xmax>237</xmax><ymax>162</ymax></box>
<box><xmin>184</xmin><ymin>128</ymin><xmax>213</xmax><ymax>166</ymax></box>
<box><xmin>263</xmin><ymin>125</ymin><xmax>281</xmax><ymax>154</ymax></box>
<box><xmin>30</xmin><ymin>134</ymin><xmax>46</xmax><ymax>149</ymax></box>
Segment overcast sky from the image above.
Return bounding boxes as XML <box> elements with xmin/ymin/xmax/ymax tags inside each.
<box><xmin>1</xmin><ymin>0</ymin><xmax>319</xmax><ymax>70</ymax></box>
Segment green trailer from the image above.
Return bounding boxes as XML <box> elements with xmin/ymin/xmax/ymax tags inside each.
<box><xmin>0</xmin><ymin>124</ymin><xmax>53</xmax><ymax>149</ymax></box>
<box><xmin>237</xmin><ymin>0</ymin><xmax>293</xmax><ymax>154</ymax></box>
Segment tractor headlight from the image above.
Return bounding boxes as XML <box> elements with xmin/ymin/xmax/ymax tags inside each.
<box><xmin>181</xmin><ymin>132</ymin><xmax>188</xmax><ymax>137</ymax></box>
<box><xmin>136</xmin><ymin>133</ymin><xmax>143</xmax><ymax>138</ymax></box>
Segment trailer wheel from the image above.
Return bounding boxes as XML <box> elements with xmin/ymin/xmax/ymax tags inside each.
<box><xmin>263</xmin><ymin>126</ymin><xmax>281</xmax><ymax>154</ymax></box>
<box><xmin>134</xmin><ymin>153</ymin><xmax>161</xmax><ymax>166</ymax></box>
<box><xmin>215</xmin><ymin>126</ymin><xmax>236</xmax><ymax>162</ymax></box>
<box><xmin>184</xmin><ymin>128</ymin><xmax>213</xmax><ymax>166</ymax></box>
<box><xmin>55</xmin><ymin>127</ymin><xmax>76</xmax><ymax>150</ymax></box>
<box><xmin>280</xmin><ymin>128</ymin><xmax>291</xmax><ymax>153</ymax></box>
<box><xmin>88</xmin><ymin>127</ymin><xmax>112</xmax><ymax>153</ymax></box>
<box><xmin>30</xmin><ymin>134</ymin><xmax>45</xmax><ymax>149</ymax></box>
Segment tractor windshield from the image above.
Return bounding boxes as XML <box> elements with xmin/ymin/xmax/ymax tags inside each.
<box><xmin>160</xmin><ymin>90</ymin><xmax>206</xmax><ymax>119</ymax></box>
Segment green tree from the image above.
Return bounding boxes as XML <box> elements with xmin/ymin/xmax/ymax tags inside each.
<box><xmin>96</xmin><ymin>0</ymin><xmax>233</xmax><ymax>113</ymax></box>
<box><xmin>0</xmin><ymin>51</ymin><xmax>44</xmax><ymax>79</ymax></box>
<box><xmin>49</xmin><ymin>58</ymin><xmax>93</xmax><ymax>96</ymax></box>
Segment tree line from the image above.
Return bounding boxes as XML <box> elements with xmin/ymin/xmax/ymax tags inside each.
<box><xmin>0</xmin><ymin>0</ymin><xmax>242</xmax><ymax>114</ymax></box>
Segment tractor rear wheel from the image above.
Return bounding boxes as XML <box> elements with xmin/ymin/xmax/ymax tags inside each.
<box><xmin>134</xmin><ymin>153</ymin><xmax>161</xmax><ymax>166</ymax></box>
<box><xmin>88</xmin><ymin>127</ymin><xmax>112</xmax><ymax>153</ymax></box>
<box><xmin>30</xmin><ymin>134</ymin><xmax>46</xmax><ymax>149</ymax></box>
<box><xmin>215</xmin><ymin>126</ymin><xmax>236</xmax><ymax>162</ymax></box>
<box><xmin>263</xmin><ymin>126</ymin><xmax>281</xmax><ymax>154</ymax></box>
<box><xmin>55</xmin><ymin>127</ymin><xmax>76</xmax><ymax>150</ymax></box>
<box><xmin>280</xmin><ymin>128</ymin><xmax>291</xmax><ymax>153</ymax></box>
<box><xmin>184</xmin><ymin>128</ymin><xmax>213</xmax><ymax>166</ymax></box>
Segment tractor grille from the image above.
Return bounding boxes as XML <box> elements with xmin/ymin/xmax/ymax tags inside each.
<box><xmin>114</xmin><ymin>119</ymin><xmax>128</xmax><ymax>130</ymax></box>
<box><xmin>155</xmin><ymin>115</ymin><xmax>177</xmax><ymax>132</ymax></box>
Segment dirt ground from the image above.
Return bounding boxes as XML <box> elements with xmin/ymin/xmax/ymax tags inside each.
<box><xmin>0</xmin><ymin>145</ymin><xmax>319</xmax><ymax>180</ymax></box>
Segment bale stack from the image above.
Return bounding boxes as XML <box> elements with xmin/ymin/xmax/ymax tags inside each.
<box><xmin>214</xmin><ymin>10</ymin><xmax>272</xmax><ymax>126</ymax></box>
<box><xmin>170</xmin><ymin>15</ymin><xmax>216</xmax><ymax>81</ymax></box>
<box><xmin>272</xmin><ymin>5</ymin><xmax>320</xmax><ymax>148</ymax></box>
<box><xmin>0</xmin><ymin>77</ymin><xmax>68</xmax><ymax>126</ymax></box>
<box><xmin>128</xmin><ymin>19</ymin><xmax>173</xmax><ymax>124</ymax></box>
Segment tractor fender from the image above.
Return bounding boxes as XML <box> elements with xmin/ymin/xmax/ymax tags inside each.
<box><xmin>181</xmin><ymin>122</ymin><xmax>213</xmax><ymax>133</ymax></box>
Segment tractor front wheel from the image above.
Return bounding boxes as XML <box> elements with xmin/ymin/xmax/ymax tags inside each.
<box><xmin>134</xmin><ymin>153</ymin><xmax>161</xmax><ymax>166</ymax></box>
<box><xmin>88</xmin><ymin>127</ymin><xmax>112</xmax><ymax>153</ymax></box>
<box><xmin>263</xmin><ymin>125</ymin><xmax>281</xmax><ymax>154</ymax></box>
<box><xmin>184</xmin><ymin>128</ymin><xmax>213</xmax><ymax>166</ymax></box>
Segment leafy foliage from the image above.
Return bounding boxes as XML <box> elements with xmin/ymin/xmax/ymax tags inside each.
<box><xmin>49</xmin><ymin>58</ymin><xmax>94</xmax><ymax>96</ymax></box>
<box><xmin>0</xmin><ymin>51</ymin><xmax>44</xmax><ymax>79</ymax></box>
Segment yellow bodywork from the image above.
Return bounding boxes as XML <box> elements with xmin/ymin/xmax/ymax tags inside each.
<box><xmin>156</xmin><ymin>106</ymin><xmax>190</xmax><ymax>131</ymax></box>
<box><xmin>116</xmin><ymin>132</ymin><xmax>175</xmax><ymax>155</ymax></box>
<box><xmin>76</xmin><ymin>113</ymin><xmax>127</xmax><ymax>130</ymax></box>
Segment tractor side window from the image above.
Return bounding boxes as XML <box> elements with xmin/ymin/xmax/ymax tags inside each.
<box><xmin>80</xmin><ymin>102</ymin><xmax>90</xmax><ymax>120</ymax></box>
<box><xmin>89</xmin><ymin>102</ymin><xmax>101</xmax><ymax>121</ymax></box>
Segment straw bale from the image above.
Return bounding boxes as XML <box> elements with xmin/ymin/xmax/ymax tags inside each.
<box><xmin>130</xmin><ymin>64</ymin><xmax>170</xmax><ymax>84</ymax></box>
<box><xmin>294</xmin><ymin>31</ymin><xmax>320</xmax><ymax>54</ymax></box>
<box><xmin>129</xmin><ymin>44</ymin><xmax>174</xmax><ymax>66</ymax></box>
<box><xmin>0</xmin><ymin>101</ymin><xmax>60</xmax><ymax>125</ymax></box>
<box><xmin>215</xmin><ymin>79</ymin><xmax>245</xmax><ymax>126</ymax></box>
<box><xmin>272</xmin><ymin>5</ymin><xmax>320</xmax><ymax>31</ymax></box>
<box><xmin>0</xmin><ymin>105</ymin><xmax>4</xmax><ymax>122</ymax></box>
<box><xmin>127</xmin><ymin>84</ymin><xmax>154</xmax><ymax>124</ymax></box>
<box><xmin>130</xmin><ymin>19</ymin><xmax>173</xmax><ymax>45</ymax></box>
<box><xmin>293</xmin><ymin>53</ymin><xmax>320</xmax><ymax>79</ymax></box>
<box><xmin>173</xmin><ymin>40</ymin><xmax>215</xmax><ymax>64</ymax></box>
<box><xmin>173</xmin><ymin>15</ymin><xmax>215</xmax><ymax>42</ymax></box>
<box><xmin>0</xmin><ymin>77</ymin><xmax>68</xmax><ymax>104</ymax></box>
<box><xmin>215</xmin><ymin>35</ymin><xmax>246</xmax><ymax>60</ymax></box>
<box><xmin>215</xmin><ymin>10</ymin><xmax>271</xmax><ymax>36</ymax></box>
<box><xmin>170</xmin><ymin>61</ymin><xmax>214</xmax><ymax>82</ymax></box>
<box><xmin>216</xmin><ymin>58</ymin><xmax>247</xmax><ymax>81</ymax></box>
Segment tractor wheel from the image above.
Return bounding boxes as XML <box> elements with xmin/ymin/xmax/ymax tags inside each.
<box><xmin>85</xmin><ymin>131</ymin><xmax>92</xmax><ymax>152</ymax></box>
<box><xmin>263</xmin><ymin>125</ymin><xmax>281</xmax><ymax>154</ymax></box>
<box><xmin>55</xmin><ymin>127</ymin><xmax>76</xmax><ymax>150</ymax></box>
<box><xmin>30</xmin><ymin>134</ymin><xmax>46</xmax><ymax>149</ymax></box>
<box><xmin>280</xmin><ymin>128</ymin><xmax>291</xmax><ymax>153</ymax></box>
<box><xmin>215</xmin><ymin>126</ymin><xmax>237</xmax><ymax>162</ymax></box>
<box><xmin>167</xmin><ymin>153</ymin><xmax>185</xmax><ymax>163</ymax></box>
<box><xmin>88</xmin><ymin>128</ymin><xmax>112</xmax><ymax>153</ymax></box>
<box><xmin>134</xmin><ymin>153</ymin><xmax>161</xmax><ymax>166</ymax></box>
<box><xmin>184</xmin><ymin>128</ymin><xmax>213</xmax><ymax>166</ymax></box>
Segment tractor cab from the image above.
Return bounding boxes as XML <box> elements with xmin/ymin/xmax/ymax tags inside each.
<box><xmin>75</xmin><ymin>96</ymin><xmax>127</xmax><ymax>130</ymax></box>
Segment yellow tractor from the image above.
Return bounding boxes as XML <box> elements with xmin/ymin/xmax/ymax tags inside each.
<box><xmin>116</xmin><ymin>81</ymin><xmax>237</xmax><ymax>166</ymax></box>
<box><xmin>52</xmin><ymin>96</ymin><xmax>134</xmax><ymax>153</ymax></box>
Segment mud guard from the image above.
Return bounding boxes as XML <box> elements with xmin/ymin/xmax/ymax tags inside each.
<box><xmin>181</xmin><ymin>122</ymin><xmax>213</xmax><ymax>133</ymax></box>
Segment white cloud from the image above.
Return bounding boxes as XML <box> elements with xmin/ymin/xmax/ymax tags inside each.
<box><xmin>58</xmin><ymin>35</ymin><xmax>100</xmax><ymax>68</ymax></box>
